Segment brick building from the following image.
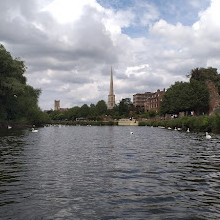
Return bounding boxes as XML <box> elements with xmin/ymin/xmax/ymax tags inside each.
<box><xmin>144</xmin><ymin>89</ymin><xmax>165</xmax><ymax>112</ymax></box>
<box><xmin>133</xmin><ymin>92</ymin><xmax>152</xmax><ymax>108</ymax></box>
<box><xmin>133</xmin><ymin>89</ymin><xmax>165</xmax><ymax>112</ymax></box>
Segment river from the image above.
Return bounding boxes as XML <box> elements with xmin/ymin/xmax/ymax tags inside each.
<box><xmin>0</xmin><ymin>126</ymin><xmax>220</xmax><ymax>219</ymax></box>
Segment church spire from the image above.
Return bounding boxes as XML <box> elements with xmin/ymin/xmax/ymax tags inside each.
<box><xmin>109</xmin><ymin>67</ymin><xmax>114</xmax><ymax>95</ymax></box>
<box><xmin>107</xmin><ymin>67</ymin><xmax>115</xmax><ymax>109</ymax></box>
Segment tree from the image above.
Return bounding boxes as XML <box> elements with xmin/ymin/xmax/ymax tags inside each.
<box><xmin>188</xmin><ymin>67</ymin><xmax>220</xmax><ymax>93</ymax></box>
<box><xmin>64</xmin><ymin>106</ymin><xmax>80</xmax><ymax>120</ymax></box>
<box><xmin>0</xmin><ymin>44</ymin><xmax>44</xmax><ymax>122</ymax></box>
<box><xmin>189</xmin><ymin>79</ymin><xmax>209</xmax><ymax>114</ymax></box>
<box><xmin>118</xmin><ymin>98</ymin><xmax>133</xmax><ymax>116</ymax></box>
<box><xmin>148</xmin><ymin>110</ymin><xmax>157</xmax><ymax>118</ymax></box>
<box><xmin>107</xmin><ymin>104</ymin><xmax>120</xmax><ymax>119</ymax></box>
<box><xmin>79</xmin><ymin>104</ymin><xmax>90</xmax><ymax>118</ymax></box>
<box><xmin>160</xmin><ymin>81</ymin><xmax>209</xmax><ymax>115</ymax></box>
<box><xmin>96</xmin><ymin>100</ymin><xmax>107</xmax><ymax>115</ymax></box>
<box><xmin>88</xmin><ymin>104</ymin><xmax>97</xmax><ymax>120</ymax></box>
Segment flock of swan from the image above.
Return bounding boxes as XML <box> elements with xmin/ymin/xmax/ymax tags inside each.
<box><xmin>7</xmin><ymin>125</ymin><xmax>38</xmax><ymax>132</ymax></box>
<box><xmin>130</xmin><ymin>126</ymin><xmax>212</xmax><ymax>139</ymax></box>
<box><xmin>7</xmin><ymin>124</ymin><xmax>212</xmax><ymax>139</ymax></box>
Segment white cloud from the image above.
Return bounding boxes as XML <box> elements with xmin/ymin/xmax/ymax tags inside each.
<box><xmin>43</xmin><ymin>0</ymin><xmax>103</xmax><ymax>24</ymax></box>
<box><xmin>1</xmin><ymin>0</ymin><xmax>220</xmax><ymax>110</ymax></box>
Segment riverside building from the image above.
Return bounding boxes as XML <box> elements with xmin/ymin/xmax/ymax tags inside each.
<box><xmin>133</xmin><ymin>89</ymin><xmax>165</xmax><ymax>112</ymax></box>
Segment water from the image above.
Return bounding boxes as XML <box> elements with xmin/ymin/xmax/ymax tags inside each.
<box><xmin>0</xmin><ymin>126</ymin><xmax>220</xmax><ymax>220</ymax></box>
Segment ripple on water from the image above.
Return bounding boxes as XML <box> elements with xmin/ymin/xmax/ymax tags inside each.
<box><xmin>0</xmin><ymin>126</ymin><xmax>220</xmax><ymax>219</ymax></box>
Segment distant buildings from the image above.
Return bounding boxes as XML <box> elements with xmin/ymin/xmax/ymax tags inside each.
<box><xmin>53</xmin><ymin>68</ymin><xmax>165</xmax><ymax>114</ymax></box>
<box><xmin>54</xmin><ymin>100</ymin><xmax>60</xmax><ymax>111</ymax></box>
<box><xmin>133</xmin><ymin>89</ymin><xmax>165</xmax><ymax>112</ymax></box>
<box><xmin>54</xmin><ymin>100</ymin><xmax>68</xmax><ymax>112</ymax></box>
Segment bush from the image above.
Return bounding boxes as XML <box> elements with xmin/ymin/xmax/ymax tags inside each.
<box><xmin>138</xmin><ymin>115</ymin><xmax>220</xmax><ymax>133</ymax></box>
<box><xmin>211</xmin><ymin>114</ymin><xmax>220</xmax><ymax>133</ymax></box>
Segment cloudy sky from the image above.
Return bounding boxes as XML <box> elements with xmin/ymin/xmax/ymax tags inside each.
<box><xmin>1</xmin><ymin>0</ymin><xmax>220</xmax><ymax>110</ymax></box>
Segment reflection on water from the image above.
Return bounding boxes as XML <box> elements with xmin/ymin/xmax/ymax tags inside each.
<box><xmin>0</xmin><ymin>126</ymin><xmax>220</xmax><ymax>219</ymax></box>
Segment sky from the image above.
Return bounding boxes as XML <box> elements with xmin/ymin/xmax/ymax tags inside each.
<box><xmin>1</xmin><ymin>0</ymin><xmax>220</xmax><ymax>110</ymax></box>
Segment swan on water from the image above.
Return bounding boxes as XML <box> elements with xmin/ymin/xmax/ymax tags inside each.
<box><xmin>186</xmin><ymin>128</ymin><xmax>190</xmax><ymax>132</ymax></box>
<box><xmin>205</xmin><ymin>132</ymin><xmax>211</xmax><ymax>139</ymax></box>
<box><xmin>174</xmin><ymin>127</ymin><xmax>177</xmax><ymax>131</ymax></box>
<box><xmin>32</xmin><ymin>128</ymin><xmax>38</xmax><ymax>133</ymax></box>
<box><xmin>8</xmin><ymin>125</ymin><xmax>12</xmax><ymax>129</ymax></box>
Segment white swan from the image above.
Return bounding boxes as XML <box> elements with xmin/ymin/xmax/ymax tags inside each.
<box><xmin>32</xmin><ymin>128</ymin><xmax>38</xmax><ymax>133</ymax></box>
<box><xmin>205</xmin><ymin>132</ymin><xmax>211</xmax><ymax>139</ymax></box>
<box><xmin>8</xmin><ymin>125</ymin><xmax>12</xmax><ymax>129</ymax></box>
<box><xmin>186</xmin><ymin>128</ymin><xmax>190</xmax><ymax>132</ymax></box>
<box><xmin>174</xmin><ymin>127</ymin><xmax>177</xmax><ymax>131</ymax></box>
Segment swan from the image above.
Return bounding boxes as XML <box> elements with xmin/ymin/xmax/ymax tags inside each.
<box><xmin>8</xmin><ymin>125</ymin><xmax>12</xmax><ymax>129</ymax></box>
<box><xmin>177</xmin><ymin>128</ymin><xmax>182</xmax><ymax>131</ymax></box>
<box><xmin>32</xmin><ymin>128</ymin><xmax>38</xmax><ymax>133</ymax></box>
<box><xmin>205</xmin><ymin>132</ymin><xmax>211</xmax><ymax>139</ymax></box>
<box><xmin>186</xmin><ymin>128</ymin><xmax>190</xmax><ymax>132</ymax></box>
<box><xmin>168</xmin><ymin>127</ymin><xmax>172</xmax><ymax>130</ymax></box>
<box><xmin>158</xmin><ymin>126</ymin><xmax>165</xmax><ymax>129</ymax></box>
<box><xmin>174</xmin><ymin>127</ymin><xmax>177</xmax><ymax>131</ymax></box>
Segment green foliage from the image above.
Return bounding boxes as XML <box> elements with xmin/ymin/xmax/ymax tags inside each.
<box><xmin>49</xmin><ymin>110</ymin><xmax>65</xmax><ymax>120</ymax></box>
<box><xmin>96</xmin><ymin>100</ymin><xmax>107</xmax><ymax>115</ymax></box>
<box><xmin>139</xmin><ymin>115</ymin><xmax>220</xmax><ymax>133</ymax></box>
<box><xmin>0</xmin><ymin>43</ymin><xmax>46</xmax><ymax>124</ymax></box>
<box><xmin>160</xmin><ymin>67</ymin><xmax>220</xmax><ymax>115</ymax></box>
<box><xmin>189</xmin><ymin>80</ymin><xmax>209</xmax><ymax>114</ymax></box>
<box><xmin>107</xmin><ymin>105</ymin><xmax>119</xmax><ymax>118</ymax></box>
<box><xmin>148</xmin><ymin>110</ymin><xmax>157</xmax><ymax>118</ymax></box>
<box><xmin>189</xmin><ymin>67</ymin><xmax>220</xmax><ymax>93</ymax></box>
<box><xmin>54</xmin><ymin>120</ymin><xmax>118</xmax><ymax>126</ymax></box>
<box><xmin>64</xmin><ymin>106</ymin><xmax>80</xmax><ymax>120</ymax></box>
<box><xmin>88</xmin><ymin>104</ymin><xmax>97</xmax><ymax>120</ymax></box>
<box><xmin>79</xmin><ymin>104</ymin><xmax>90</xmax><ymax>118</ymax></box>
<box><xmin>211</xmin><ymin>114</ymin><xmax>220</xmax><ymax>133</ymax></box>
<box><xmin>49</xmin><ymin>100</ymin><xmax>108</xmax><ymax>121</ymax></box>
<box><xmin>118</xmin><ymin>98</ymin><xmax>133</xmax><ymax>117</ymax></box>
<box><xmin>160</xmin><ymin>81</ymin><xmax>192</xmax><ymax>114</ymax></box>
<box><xmin>160</xmin><ymin>80</ymin><xmax>209</xmax><ymax>115</ymax></box>
<box><xmin>27</xmin><ymin>107</ymin><xmax>51</xmax><ymax>125</ymax></box>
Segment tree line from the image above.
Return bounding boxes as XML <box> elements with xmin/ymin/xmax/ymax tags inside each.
<box><xmin>1</xmin><ymin>43</ymin><xmax>220</xmax><ymax>126</ymax></box>
<box><xmin>49</xmin><ymin>98</ymin><xmax>135</xmax><ymax>121</ymax></box>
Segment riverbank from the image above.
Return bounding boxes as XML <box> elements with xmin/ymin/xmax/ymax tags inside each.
<box><xmin>138</xmin><ymin>114</ymin><xmax>220</xmax><ymax>133</ymax></box>
<box><xmin>0</xmin><ymin>121</ymin><xmax>33</xmax><ymax>129</ymax></box>
<box><xmin>52</xmin><ymin>120</ymin><xmax>118</xmax><ymax>126</ymax></box>
<box><xmin>2</xmin><ymin>114</ymin><xmax>220</xmax><ymax>133</ymax></box>
<box><xmin>0</xmin><ymin>119</ymin><xmax>48</xmax><ymax>129</ymax></box>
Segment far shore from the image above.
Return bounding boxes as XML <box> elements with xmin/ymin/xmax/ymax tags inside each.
<box><xmin>1</xmin><ymin>114</ymin><xmax>220</xmax><ymax>134</ymax></box>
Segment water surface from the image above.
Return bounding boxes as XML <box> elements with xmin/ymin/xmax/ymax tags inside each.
<box><xmin>0</xmin><ymin>126</ymin><xmax>220</xmax><ymax>219</ymax></box>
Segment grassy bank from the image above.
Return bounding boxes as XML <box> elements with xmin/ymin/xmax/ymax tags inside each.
<box><xmin>0</xmin><ymin>120</ymin><xmax>34</xmax><ymax>129</ymax></box>
<box><xmin>52</xmin><ymin>120</ymin><xmax>118</xmax><ymax>126</ymax></box>
<box><xmin>138</xmin><ymin>114</ymin><xmax>220</xmax><ymax>133</ymax></box>
<box><xmin>3</xmin><ymin>115</ymin><xmax>220</xmax><ymax>133</ymax></box>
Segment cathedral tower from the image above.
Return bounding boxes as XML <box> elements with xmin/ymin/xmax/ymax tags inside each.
<box><xmin>107</xmin><ymin>67</ymin><xmax>115</xmax><ymax>109</ymax></box>
<box><xmin>54</xmin><ymin>100</ymin><xmax>60</xmax><ymax>111</ymax></box>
